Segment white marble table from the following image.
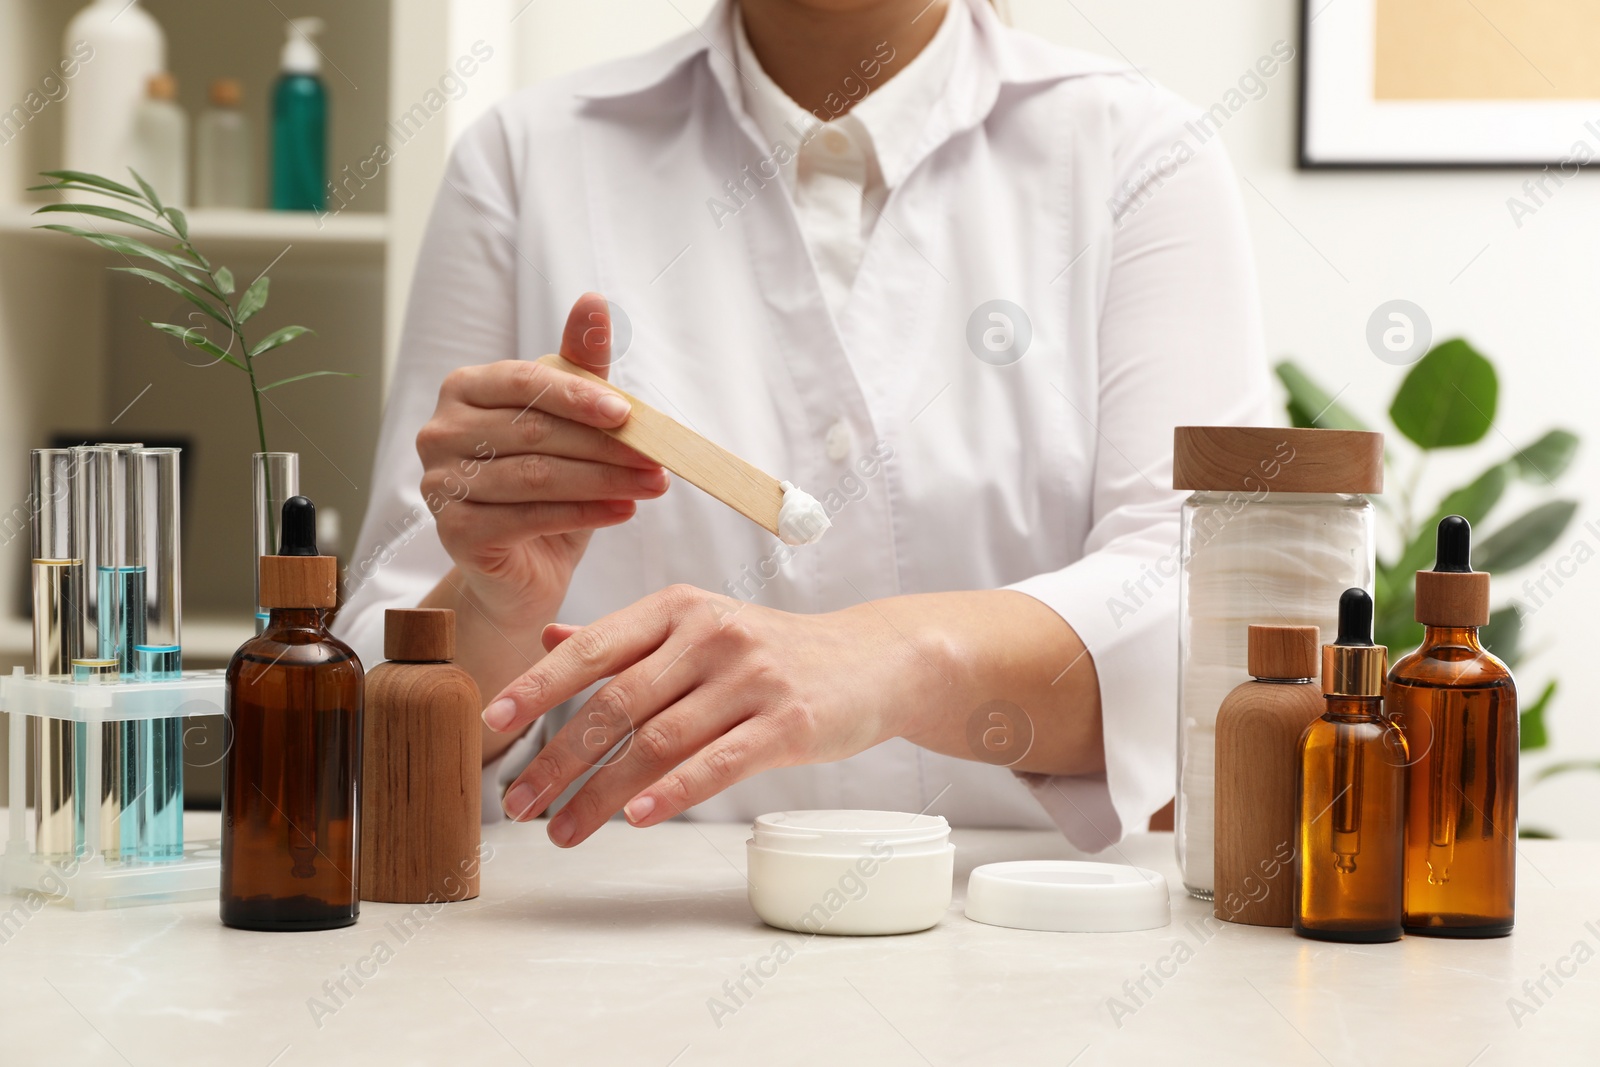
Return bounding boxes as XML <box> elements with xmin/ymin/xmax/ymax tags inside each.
<box><xmin>1</xmin><ymin>818</ymin><xmax>1595</xmax><ymax>1066</ymax></box>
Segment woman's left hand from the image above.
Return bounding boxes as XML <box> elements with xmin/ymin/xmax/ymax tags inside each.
<box><xmin>483</xmin><ymin>584</ymin><xmax>947</xmax><ymax>846</ymax></box>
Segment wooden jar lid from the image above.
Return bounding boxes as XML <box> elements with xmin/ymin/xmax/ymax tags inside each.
<box><xmin>259</xmin><ymin>555</ymin><xmax>337</xmax><ymax>609</ymax></box>
<box><xmin>1172</xmin><ymin>427</ymin><xmax>1384</xmax><ymax>494</ymax></box>
<box><xmin>1246</xmin><ymin>625</ymin><xmax>1320</xmax><ymax>680</ymax></box>
<box><xmin>1415</xmin><ymin>571</ymin><xmax>1490</xmax><ymax>627</ymax></box>
<box><xmin>385</xmin><ymin>608</ymin><xmax>456</xmax><ymax>662</ymax></box>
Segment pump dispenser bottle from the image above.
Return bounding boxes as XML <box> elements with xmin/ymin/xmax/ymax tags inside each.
<box><xmin>222</xmin><ymin>496</ymin><xmax>363</xmax><ymax>930</ymax></box>
<box><xmin>1388</xmin><ymin>516</ymin><xmax>1516</xmax><ymax>938</ymax></box>
<box><xmin>271</xmin><ymin>18</ymin><xmax>328</xmax><ymax>212</ymax></box>
<box><xmin>1294</xmin><ymin>588</ymin><xmax>1407</xmax><ymax>943</ymax></box>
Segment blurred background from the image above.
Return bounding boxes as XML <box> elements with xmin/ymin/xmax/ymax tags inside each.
<box><xmin>0</xmin><ymin>1</ymin><xmax>1595</xmax><ymax>835</ymax></box>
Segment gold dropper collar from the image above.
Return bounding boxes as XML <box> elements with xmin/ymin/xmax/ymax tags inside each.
<box><xmin>1322</xmin><ymin>643</ymin><xmax>1386</xmax><ymax>697</ymax></box>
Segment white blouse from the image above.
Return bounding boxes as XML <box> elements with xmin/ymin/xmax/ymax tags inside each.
<box><xmin>335</xmin><ymin>0</ymin><xmax>1273</xmax><ymax>851</ymax></box>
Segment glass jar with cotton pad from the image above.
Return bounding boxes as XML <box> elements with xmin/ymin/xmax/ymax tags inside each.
<box><xmin>1171</xmin><ymin>426</ymin><xmax>1382</xmax><ymax>901</ymax></box>
<box><xmin>746</xmin><ymin>810</ymin><xmax>953</xmax><ymax>935</ymax></box>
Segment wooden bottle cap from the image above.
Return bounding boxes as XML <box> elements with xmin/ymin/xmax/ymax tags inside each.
<box><xmin>1172</xmin><ymin>427</ymin><xmax>1384</xmax><ymax>494</ymax></box>
<box><xmin>1415</xmin><ymin>571</ymin><xmax>1490</xmax><ymax>627</ymax></box>
<box><xmin>384</xmin><ymin>608</ymin><xmax>456</xmax><ymax>662</ymax></box>
<box><xmin>258</xmin><ymin>555</ymin><xmax>337</xmax><ymax>609</ymax></box>
<box><xmin>1246</xmin><ymin>625</ymin><xmax>1319</xmax><ymax>679</ymax></box>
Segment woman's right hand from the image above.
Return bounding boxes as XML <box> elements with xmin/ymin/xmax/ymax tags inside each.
<box><xmin>416</xmin><ymin>293</ymin><xmax>670</xmax><ymax>625</ymax></box>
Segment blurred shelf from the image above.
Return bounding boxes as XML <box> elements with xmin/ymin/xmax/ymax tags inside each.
<box><xmin>0</xmin><ymin>614</ymin><xmax>254</xmax><ymax>665</ymax></box>
<box><xmin>0</xmin><ymin>207</ymin><xmax>388</xmax><ymax>264</ymax></box>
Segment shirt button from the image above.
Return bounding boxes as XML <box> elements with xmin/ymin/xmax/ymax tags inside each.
<box><xmin>825</xmin><ymin>419</ymin><xmax>852</xmax><ymax>461</ymax></box>
<box><xmin>823</xmin><ymin>129</ymin><xmax>850</xmax><ymax>155</ymax></box>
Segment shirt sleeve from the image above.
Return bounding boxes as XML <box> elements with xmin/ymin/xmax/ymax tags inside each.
<box><xmin>332</xmin><ymin>110</ymin><xmax>522</xmax><ymax>670</ymax></box>
<box><xmin>1006</xmin><ymin>81</ymin><xmax>1275</xmax><ymax>851</ymax></box>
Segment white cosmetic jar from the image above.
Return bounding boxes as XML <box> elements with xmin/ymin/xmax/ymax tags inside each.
<box><xmin>746</xmin><ymin>810</ymin><xmax>954</xmax><ymax>936</ymax></box>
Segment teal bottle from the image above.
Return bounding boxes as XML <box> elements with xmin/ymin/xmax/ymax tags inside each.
<box><xmin>271</xmin><ymin>17</ymin><xmax>327</xmax><ymax>212</ymax></box>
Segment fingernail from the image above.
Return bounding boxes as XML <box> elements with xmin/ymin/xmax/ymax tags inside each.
<box><xmin>597</xmin><ymin>394</ymin><xmax>630</xmax><ymax>422</ymax></box>
<box><xmin>635</xmin><ymin>468</ymin><xmax>668</xmax><ymax>489</ymax></box>
<box><xmin>504</xmin><ymin>783</ymin><xmax>535</xmax><ymax>821</ymax></box>
<box><xmin>483</xmin><ymin>698</ymin><xmax>516</xmax><ymax>731</ymax></box>
<box><xmin>624</xmin><ymin>795</ymin><xmax>656</xmax><ymax>824</ymax></box>
<box><xmin>548</xmin><ymin>810</ymin><xmax>576</xmax><ymax>847</ymax></box>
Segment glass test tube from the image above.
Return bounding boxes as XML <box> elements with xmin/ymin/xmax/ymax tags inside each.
<box><xmin>253</xmin><ymin>452</ymin><xmax>299</xmax><ymax>633</ymax></box>
<box><xmin>30</xmin><ymin>449</ymin><xmax>86</xmax><ymax>859</ymax></box>
<box><xmin>132</xmin><ymin>448</ymin><xmax>184</xmax><ymax>861</ymax></box>
<box><xmin>79</xmin><ymin>444</ymin><xmax>144</xmax><ymax>861</ymax></box>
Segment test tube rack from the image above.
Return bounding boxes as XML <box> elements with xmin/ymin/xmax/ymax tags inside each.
<box><xmin>2</xmin><ymin>668</ymin><xmax>224</xmax><ymax>910</ymax></box>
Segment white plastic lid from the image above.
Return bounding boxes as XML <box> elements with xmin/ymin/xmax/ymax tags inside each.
<box><xmin>965</xmin><ymin>860</ymin><xmax>1171</xmax><ymax>932</ymax></box>
<box><xmin>750</xmin><ymin>810</ymin><xmax>950</xmax><ymax>857</ymax></box>
<box><xmin>282</xmin><ymin>17</ymin><xmax>325</xmax><ymax>74</ymax></box>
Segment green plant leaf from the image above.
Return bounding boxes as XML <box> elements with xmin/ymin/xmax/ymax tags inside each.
<box><xmin>249</xmin><ymin>325</ymin><xmax>313</xmax><ymax>357</ymax></box>
<box><xmin>1480</xmin><ymin>605</ymin><xmax>1523</xmax><ymax>668</ymax></box>
<box><xmin>1389</xmin><ymin>339</ymin><xmax>1498</xmax><ymax>449</ymax></box>
<box><xmin>130</xmin><ymin>169</ymin><xmax>163</xmax><ymax>212</ymax></box>
<box><xmin>31</xmin><ymin>202</ymin><xmax>175</xmax><ymax>240</ymax></box>
<box><xmin>164</xmin><ymin>207</ymin><xmax>189</xmax><ymax>242</ymax></box>
<box><xmin>1274</xmin><ymin>361</ymin><xmax>1368</xmax><ymax>431</ymax></box>
<box><xmin>215</xmin><ymin>266</ymin><xmax>235</xmax><ymax>295</ymax></box>
<box><xmin>34</xmin><ymin>224</ymin><xmax>223</xmax><ymax>298</ymax></box>
<box><xmin>29</xmin><ymin>181</ymin><xmax>150</xmax><ymax>209</ymax></box>
<box><xmin>238</xmin><ymin>277</ymin><xmax>269</xmax><ymax>323</ymax></box>
<box><xmin>147</xmin><ymin>321</ymin><xmax>246</xmax><ymax>371</ymax></box>
<box><xmin>36</xmin><ymin>169</ymin><xmax>144</xmax><ymax>200</ymax></box>
<box><xmin>1476</xmin><ymin>500</ymin><xmax>1579</xmax><ymax>573</ymax></box>
<box><xmin>258</xmin><ymin>369</ymin><xmax>359</xmax><ymax>392</ymax></box>
<box><xmin>111</xmin><ymin>267</ymin><xmax>230</xmax><ymax>328</ymax></box>
<box><xmin>1522</xmin><ymin>680</ymin><xmax>1557</xmax><ymax>752</ymax></box>
<box><xmin>1510</xmin><ymin>428</ymin><xmax>1579</xmax><ymax>485</ymax></box>
<box><xmin>1519</xmin><ymin>827</ymin><xmax>1556</xmax><ymax>839</ymax></box>
<box><xmin>1394</xmin><ymin>463</ymin><xmax>1513</xmax><ymax>577</ymax></box>
<box><xmin>1535</xmin><ymin>758</ymin><xmax>1600</xmax><ymax>782</ymax></box>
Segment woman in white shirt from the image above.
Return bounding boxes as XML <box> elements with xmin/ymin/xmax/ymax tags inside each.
<box><xmin>336</xmin><ymin>0</ymin><xmax>1272</xmax><ymax>851</ymax></box>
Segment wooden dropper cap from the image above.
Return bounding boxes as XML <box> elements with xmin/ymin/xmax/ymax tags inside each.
<box><xmin>1246</xmin><ymin>625</ymin><xmax>1319</xmax><ymax>680</ymax></box>
<box><xmin>384</xmin><ymin>609</ymin><xmax>456</xmax><ymax>662</ymax></box>
<box><xmin>1414</xmin><ymin>515</ymin><xmax>1491</xmax><ymax>627</ymax></box>
<box><xmin>258</xmin><ymin>496</ymin><xmax>337</xmax><ymax>609</ymax></box>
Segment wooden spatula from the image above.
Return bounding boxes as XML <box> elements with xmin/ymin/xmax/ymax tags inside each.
<box><xmin>535</xmin><ymin>353</ymin><xmax>784</xmax><ymax>537</ymax></box>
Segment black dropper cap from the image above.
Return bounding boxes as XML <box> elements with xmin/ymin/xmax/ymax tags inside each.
<box><xmin>1335</xmin><ymin>587</ymin><xmax>1374</xmax><ymax>645</ymax></box>
<box><xmin>278</xmin><ymin>495</ymin><xmax>319</xmax><ymax>557</ymax></box>
<box><xmin>1324</xmin><ymin>587</ymin><xmax>1385</xmax><ymax>697</ymax></box>
<box><xmin>1434</xmin><ymin>514</ymin><xmax>1472</xmax><ymax>573</ymax></box>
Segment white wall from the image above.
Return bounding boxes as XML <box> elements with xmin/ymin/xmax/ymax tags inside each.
<box><xmin>496</xmin><ymin>0</ymin><xmax>1600</xmax><ymax>836</ymax></box>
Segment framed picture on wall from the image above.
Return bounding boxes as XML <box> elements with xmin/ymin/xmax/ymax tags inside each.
<box><xmin>1299</xmin><ymin>0</ymin><xmax>1600</xmax><ymax>168</ymax></box>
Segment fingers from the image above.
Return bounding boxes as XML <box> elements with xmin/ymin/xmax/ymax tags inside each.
<box><xmin>560</xmin><ymin>292</ymin><xmax>616</xmax><ymax>377</ymax></box>
<box><xmin>426</xmin><ymin>452</ymin><xmax>668</xmax><ymax>506</ymax></box>
<box><xmin>622</xmin><ymin>719</ymin><xmax>783</xmax><ymax>830</ymax></box>
<box><xmin>444</xmin><ymin>357</ymin><xmax>628</xmax><ymax>429</ymax></box>
<box><xmin>500</xmin><ymin>637</ymin><xmax>708</xmax><ymax>830</ymax></box>
<box><xmin>427</xmin><ymin>403</ymin><xmax>659</xmax><ymax>470</ymax></box>
<box><xmin>483</xmin><ymin>586</ymin><xmax>699</xmax><ymax>734</ymax></box>
<box><xmin>540</xmin><ymin>687</ymin><xmax>743</xmax><ymax>846</ymax></box>
<box><xmin>435</xmin><ymin>500</ymin><xmax>637</xmax><ymax>561</ymax></box>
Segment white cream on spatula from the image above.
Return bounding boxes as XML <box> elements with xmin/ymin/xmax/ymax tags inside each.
<box><xmin>778</xmin><ymin>481</ymin><xmax>831</xmax><ymax>546</ymax></box>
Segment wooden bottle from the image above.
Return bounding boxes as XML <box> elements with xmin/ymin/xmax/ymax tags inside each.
<box><xmin>360</xmin><ymin>608</ymin><xmax>482</xmax><ymax>903</ymax></box>
<box><xmin>1214</xmin><ymin>624</ymin><xmax>1323</xmax><ymax>927</ymax></box>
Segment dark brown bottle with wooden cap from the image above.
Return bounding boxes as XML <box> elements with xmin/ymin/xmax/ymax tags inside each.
<box><xmin>1214</xmin><ymin>624</ymin><xmax>1323</xmax><ymax>927</ymax></box>
<box><xmin>1294</xmin><ymin>588</ymin><xmax>1408</xmax><ymax>943</ymax></box>
<box><xmin>222</xmin><ymin>496</ymin><xmax>364</xmax><ymax>930</ymax></box>
<box><xmin>1388</xmin><ymin>515</ymin><xmax>1517</xmax><ymax>938</ymax></box>
<box><xmin>361</xmin><ymin>608</ymin><xmax>482</xmax><ymax>903</ymax></box>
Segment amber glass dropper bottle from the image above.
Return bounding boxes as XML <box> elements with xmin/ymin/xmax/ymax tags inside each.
<box><xmin>1388</xmin><ymin>515</ymin><xmax>1516</xmax><ymax>938</ymax></box>
<box><xmin>222</xmin><ymin>495</ymin><xmax>364</xmax><ymax>930</ymax></box>
<box><xmin>1294</xmin><ymin>588</ymin><xmax>1408</xmax><ymax>943</ymax></box>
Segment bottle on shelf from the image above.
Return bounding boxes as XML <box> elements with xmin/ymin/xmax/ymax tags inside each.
<box><xmin>1387</xmin><ymin>516</ymin><xmax>1517</xmax><ymax>938</ymax></box>
<box><xmin>196</xmin><ymin>79</ymin><xmax>254</xmax><ymax>209</ymax></box>
<box><xmin>62</xmin><ymin>0</ymin><xmax>165</xmax><ymax>191</ymax></box>
<box><xmin>222</xmin><ymin>496</ymin><xmax>364</xmax><ymax>931</ymax></box>
<box><xmin>130</xmin><ymin>72</ymin><xmax>188</xmax><ymax>206</ymax></box>
<box><xmin>271</xmin><ymin>17</ymin><xmax>329</xmax><ymax>212</ymax></box>
<box><xmin>1294</xmin><ymin>588</ymin><xmax>1407</xmax><ymax>944</ymax></box>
